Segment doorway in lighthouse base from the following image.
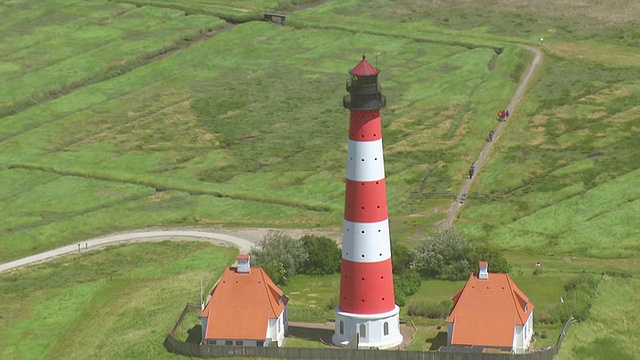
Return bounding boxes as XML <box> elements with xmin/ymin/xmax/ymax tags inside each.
<box><xmin>333</xmin><ymin>306</ymin><xmax>402</xmax><ymax>349</ymax></box>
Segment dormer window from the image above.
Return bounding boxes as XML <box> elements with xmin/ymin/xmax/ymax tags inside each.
<box><xmin>524</xmin><ymin>302</ymin><xmax>528</xmax><ymax>312</ymax></box>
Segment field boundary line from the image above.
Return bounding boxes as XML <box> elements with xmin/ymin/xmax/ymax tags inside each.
<box><xmin>7</xmin><ymin>162</ymin><xmax>333</xmax><ymax>212</ymax></box>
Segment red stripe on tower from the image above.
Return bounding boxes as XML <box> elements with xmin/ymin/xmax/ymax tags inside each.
<box><xmin>333</xmin><ymin>55</ymin><xmax>402</xmax><ymax>349</ymax></box>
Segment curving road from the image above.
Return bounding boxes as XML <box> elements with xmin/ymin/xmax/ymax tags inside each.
<box><xmin>442</xmin><ymin>45</ymin><xmax>544</xmax><ymax>229</ymax></box>
<box><xmin>0</xmin><ymin>230</ymin><xmax>257</xmax><ymax>273</ymax></box>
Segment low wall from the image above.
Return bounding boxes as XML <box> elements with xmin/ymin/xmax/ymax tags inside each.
<box><xmin>166</xmin><ymin>304</ymin><xmax>574</xmax><ymax>360</ymax></box>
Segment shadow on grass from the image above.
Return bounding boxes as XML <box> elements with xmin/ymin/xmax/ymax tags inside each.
<box><xmin>427</xmin><ymin>331</ymin><xmax>447</xmax><ymax>350</ymax></box>
<box><xmin>288</xmin><ymin>325</ymin><xmax>334</xmax><ymax>343</ymax></box>
<box><xmin>186</xmin><ymin>324</ymin><xmax>202</xmax><ymax>344</ymax></box>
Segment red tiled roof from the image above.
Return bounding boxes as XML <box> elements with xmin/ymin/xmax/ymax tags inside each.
<box><xmin>349</xmin><ymin>54</ymin><xmax>379</xmax><ymax>76</ymax></box>
<box><xmin>201</xmin><ymin>267</ymin><xmax>287</xmax><ymax>340</ymax></box>
<box><xmin>447</xmin><ymin>272</ymin><xmax>534</xmax><ymax>348</ymax></box>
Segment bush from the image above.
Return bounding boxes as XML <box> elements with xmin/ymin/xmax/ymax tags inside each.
<box><xmin>394</xmin><ymin>269</ymin><xmax>422</xmax><ymax>296</ymax></box>
<box><xmin>263</xmin><ymin>259</ymin><xmax>287</xmax><ymax>285</ymax></box>
<box><xmin>415</xmin><ymin>229</ymin><xmax>472</xmax><ymax>280</ymax></box>
<box><xmin>299</xmin><ymin>235</ymin><xmax>341</xmax><ymax>275</ymax></box>
<box><xmin>415</xmin><ymin>229</ymin><xmax>512</xmax><ymax>280</ymax></box>
<box><xmin>394</xmin><ymin>290</ymin><xmax>407</xmax><ymax>307</ymax></box>
<box><xmin>391</xmin><ymin>239</ymin><xmax>416</xmax><ymax>274</ymax></box>
<box><xmin>250</xmin><ymin>230</ymin><xmax>308</xmax><ymax>285</ymax></box>
<box><xmin>407</xmin><ymin>300</ymin><xmax>452</xmax><ymax>319</ymax></box>
<box><xmin>468</xmin><ymin>244</ymin><xmax>512</xmax><ymax>274</ymax></box>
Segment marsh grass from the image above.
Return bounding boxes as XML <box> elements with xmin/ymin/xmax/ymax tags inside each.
<box><xmin>555</xmin><ymin>276</ymin><xmax>640</xmax><ymax>360</ymax></box>
<box><xmin>1</xmin><ymin>0</ymin><xmax>639</xmax><ymax>357</ymax></box>
<box><xmin>1</xmin><ymin>18</ymin><xmax>525</xmax><ymax>261</ymax></box>
<box><xmin>0</xmin><ymin>241</ymin><xmax>236</xmax><ymax>360</ymax></box>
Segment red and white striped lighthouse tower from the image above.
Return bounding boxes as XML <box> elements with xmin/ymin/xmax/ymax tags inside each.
<box><xmin>332</xmin><ymin>55</ymin><xmax>402</xmax><ymax>349</ymax></box>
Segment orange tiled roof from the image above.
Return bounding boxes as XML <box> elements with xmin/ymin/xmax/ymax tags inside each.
<box><xmin>447</xmin><ymin>272</ymin><xmax>534</xmax><ymax>348</ymax></box>
<box><xmin>201</xmin><ymin>267</ymin><xmax>288</xmax><ymax>340</ymax></box>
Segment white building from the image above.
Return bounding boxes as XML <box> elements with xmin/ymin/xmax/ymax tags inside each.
<box><xmin>446</xmin><ymin>261</ymin><xmax>534</xmax><ymax>353</ymax></box>
<box><xmin>201</xmin><ymin>255</ymin><xmax>288</xmax><ymax>346</ymax></box>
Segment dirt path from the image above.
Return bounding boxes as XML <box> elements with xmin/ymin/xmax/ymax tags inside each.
<box><xmin>441</xmin><ymin>45</ymin><xmax>544</xmax><ymax>229</ymax></box>
<box><xmin>0</xmin><ymin>227</ymin><xmax>340</xmax><ymax>274</ymax></box>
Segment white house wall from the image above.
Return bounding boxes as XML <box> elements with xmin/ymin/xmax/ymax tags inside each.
<box><xmin>266</xmin><ymin>310</ymin><xmax>287</xmax><ymax>347</ymax></box>
<box><xmin>513</xmin><ymin>312</ymin><xmax>534</xmax><ymax>354</ymax></box>
<box><xmin>513</xmin><ymin>324</ymin><xmax>523</xmax><ymax>353</ymax></box>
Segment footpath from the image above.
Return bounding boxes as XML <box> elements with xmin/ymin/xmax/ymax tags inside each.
<box><xmin>0</xmin><ymin>230</ymin><xmax>255</xmax><ymax>273</ymax></box>
<box><xmin>442</xmin><ymin>45</ymin><xmax>543</xmax><ymax>229</ymax></box>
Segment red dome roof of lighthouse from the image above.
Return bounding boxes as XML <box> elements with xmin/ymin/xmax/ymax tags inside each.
<box><xmin>349</xmin><ymin>54</ymin><xmax>379</xmax><ymax>76</ymax></box>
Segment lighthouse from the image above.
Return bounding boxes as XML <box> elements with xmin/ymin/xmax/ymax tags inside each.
<box><xmin>332</xmin><ymin>55</ymin><xmax>403</xmax><ymax>349</ymax></box>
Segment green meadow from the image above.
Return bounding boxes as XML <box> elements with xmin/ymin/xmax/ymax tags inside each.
<box><xmin>1</xmin><ymin>0</ymin><xmax>639</xmax><ymax>358</ymax></box>
<box><xmin>0</xmin><ymin>241</ymin><xmax>237</xmax><ymax>360</ymax></box>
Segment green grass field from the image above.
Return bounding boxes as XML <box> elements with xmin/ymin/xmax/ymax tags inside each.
<box><xmin>1</xmin><ymin>0</ymin><xmax>639</xmax><ymax>358</ymax></box>
<box><xmin>0</xmin><ymin>241</ymin><xmax>236</xmax><ymax>360</ymax></box>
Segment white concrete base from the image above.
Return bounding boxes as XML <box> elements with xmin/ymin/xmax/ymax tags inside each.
<box><xmin>332</xmin><ymin>306</ymin><xmax>402</xmax><ymax>349</ymax></box>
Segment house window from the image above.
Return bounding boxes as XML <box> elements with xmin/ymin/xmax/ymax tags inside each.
<box><xmin>225</xmin><ymin>340</ymin><xmax>233</xmax><ymax>345</ymax></box>
<box><xmin>359</xmin><ymin>324</ymin><xmax>366</xmax><ymax>338</ymax></box>
<box><xmin>207</xmin><ymin>340</ymin><xmax>215</xmax><ymax>345</ymax></box>
<box><xmin>384</xmin><ymin>322</ymin><xmax>389</xmax><ymax>336</ymax></box>
<box><xmin>340</xmin><ymin>321</ymin><xmax>344</xmax><ymax>335</ymax></box>
<box><xmin>235</xmin><ymin>341</ymin><xmax>243</xmax><ymax>345</ymax></box>
<box><xmin>257</xmin><ymin>341</ymin><xmax>264</xmax><ymax>346</ymax></box>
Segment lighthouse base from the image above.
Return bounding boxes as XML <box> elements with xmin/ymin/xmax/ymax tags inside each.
<box><xmin>332</xmin><ymin>305</ymin><xmax>402</xmax><ymax>349</ymax></box>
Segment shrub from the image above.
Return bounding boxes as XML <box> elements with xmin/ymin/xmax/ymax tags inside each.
<box><xmin>263</xmin><ymin>259</ymin><xmax>287</xmax><ymax>285</ymax></box>
<box><xmin>394</xmin><ymin>290</ymin><xmax>407</xmax><ymax>307</ymax></box>
<box><xmin>407</xmin><ymin>300</ymin><xmax>452</xmax><ymax>319</ymax></box>
<box><xmin>415</xmin><ymin>229</ymin><xmax>473</xmax><ymax>280</ymax></box>
<box><xmin>250</xmin><ymin>230</ymin><xmax>308</xmax><ymax>284</ymax></box>
<box><xmin>415</xmin><ymin>230</ymin><xmax>512</xmax><ymax>280</ymax></box>
<box><xmin>468</xmin><ymin>244</ymin><xmax>512</xmax><ymax>274</ymax></box>
<box><xmin>391</xmin><ymin>239</ymin><xmax>416</xmax><ymax>274</ymax></box>
<box><xmin>299</xmin><ymin>235</ymin><xmax>341</xmax><ymax>275</ymax></box>
<box><xmin>394</xmin><ymin>269</ymin><xmax>422</xmax><ymax>296</ymax></box>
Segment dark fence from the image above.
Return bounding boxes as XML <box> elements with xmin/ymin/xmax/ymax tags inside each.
<box><xmin>166</xmin><ymin>304</ymin><xmax>574</xmax><ymax>360</ymax></box>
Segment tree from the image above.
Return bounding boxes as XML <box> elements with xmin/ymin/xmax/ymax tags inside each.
<box><xmin>390</xmin><ymin>239</ymin><xmax>416</xmax><ymax>275</ymax></box>
<box><xmin>299</xmin><ymin>235</ymin><xmax>341</xmax><ymax>275</ymax></box>
<box><xmin>250</xmin><ymin>230</ymin><xmax>308</xmax><ymax>284</ymax></box>
<box><xmin>262</xmin><ymin>259</ymin><xmax>287</xmax><ymax>285</ymax></box>
<box><xmin>415</xmin><ymin>229</ymin><xmax>473</xmax><ymax>281</ymax></box>
<box><xmin>394</xmin><ymin>269</ymin><xmax>422</xmax><ymax>296</ymax></box>
<box><xmin>468</xmin><ymin>244</ymin><xmax>512</xmax><ymax>274</ymax></box>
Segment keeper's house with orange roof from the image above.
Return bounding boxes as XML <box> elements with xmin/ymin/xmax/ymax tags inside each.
<box><xmin>446</xmin><ymin>261</ymin><xmax>534</xmax><ymax>354</ymax></box>
<box><xmin>200</xmin><ymin>255</ymin><xmax>289</xmax><ymax>347</ymax></box>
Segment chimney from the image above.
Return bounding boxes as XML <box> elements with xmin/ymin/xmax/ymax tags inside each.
<box><xmin>236</xmin><ymin>254</ymin><xmax>250</xmax><ymax>273</ymax></box>
<box><xmin>479</xmin><ymin>261</ymin><xmax>488</xmax><ymax>280</ymax></box>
